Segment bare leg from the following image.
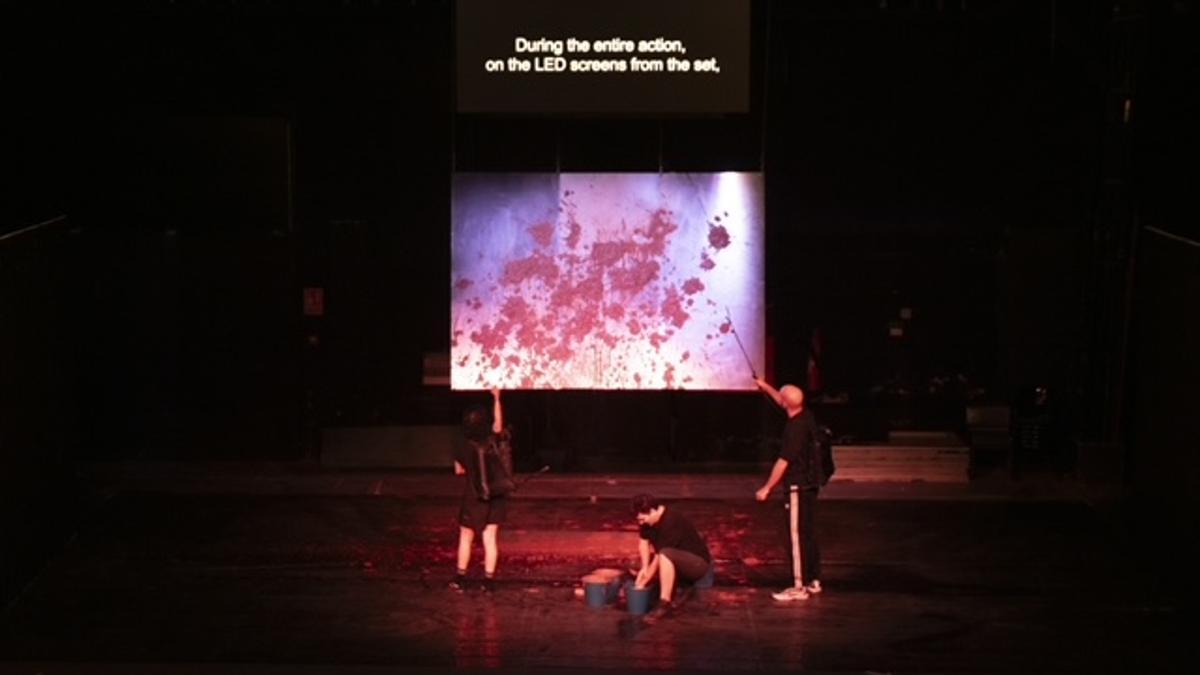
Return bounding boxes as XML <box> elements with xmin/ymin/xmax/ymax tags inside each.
<box><xmin>482</xmin><ymin>524</ymin><xmax>500</xmax><ymax>575</ymax></box>
<box><xmin>456</xmin><ymin>526</ymin><xmax>475</xmax><ymax>573</ymax></box>
<box><xmin>658</xmin><ymin>553</ymin><xmax>676</xmax><ymax>602</ymax></box>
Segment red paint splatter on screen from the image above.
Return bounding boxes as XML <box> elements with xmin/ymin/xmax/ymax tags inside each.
<box><xmin>708</xmin><ymin>224</ymin><xmax>731</xmax><ymax>250</ymax></box>
<box><xmin>563</xmin><ymin>309</ymin><xmax>603</xmax><ymax>344</ymax></box>
<box><xmin>457</xmin><ymin>196</ymin><xmax>739</xmax><ymax>389</ymax></box>
<box><xmin>502</xmin><ymin>296</ymin><xmax>532</xmax><ymax>322</ymax></box>
<box><xmin>609</xmin><ymin>260</ymin><xmax>660</xmax><ymax>295</ymax></box>
<box><xmin>549</xmin><ymin>343</ymin><xmax>573</xmax><ymax>361</ymax></box>
<box><xmin>637</xmin><ymin>209</ymin><xmax>679</xmax><ymax>257</ymax></box>
<box><xmin>454</xmin><ymin>277</ymin><xmax>474</xmax><ymax>291</ymax></box>
<box><xmin>471</xmin><ymin>322</ymin><xmax>509</xmax><ymax>353</ymax></box>
<box><xmin>528</xmin><ymin>222</ymin><xmax>554</xmax><ymax>248</ymax></box>
<box><xmin>661</xmin><ymin>287</ymin><xmax>690</xmax><ymax>329</ymax></box>
<box><xmin>590</xmin><ymin>241</ymin><xmax>637</xmax><ymax>267</ymax></box>
<box><xmin>565</xmin><ymin>217</ymin><xmax>582</xmax><ymax>250</ymax></box>
<box><xmin>550</xmin><ymin>274</ymin><xmax>604</xmax><ymax>314</ymax></box>
<box><xmin>502</xmin><ymin>253</ymin><xmax>560</xmax><ymax>286</ymax></box>
<box><xmin>719</xmin><ymin>320</ymin><xmax>732</xmax><ymax>334</ymax></box>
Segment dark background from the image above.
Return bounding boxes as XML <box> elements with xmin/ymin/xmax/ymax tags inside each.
<box><xmin>2</xmin><ymin>0</ymin><xmax>1198</xmax><ymax>602</ymax></box>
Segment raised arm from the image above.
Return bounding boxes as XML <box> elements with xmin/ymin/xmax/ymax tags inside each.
<box><xmin>755</xmin><ymin>377</ymin><xmax>785</xmax><ymax>409</ymax></box>
<box><xmin>491</xmin><ymin>388</ymin><xmax>503</xmax><ymax>434</ymax></box>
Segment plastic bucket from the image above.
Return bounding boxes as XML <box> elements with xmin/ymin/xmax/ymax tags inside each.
<box><xmin>624</xmin><ymin>581</ymin><xmax>658</xmax><ymax>615</ymax></box>
<box><xmin>582</xmin><ymin>574</ymin><xmax>619</xmax><ymax>608</ymax></box>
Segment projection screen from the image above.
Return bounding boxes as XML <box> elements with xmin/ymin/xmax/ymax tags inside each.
<box><xmin>451</xmin><ymin>172</ymin><xmax>763</xmax><ymax>390</ymax></box>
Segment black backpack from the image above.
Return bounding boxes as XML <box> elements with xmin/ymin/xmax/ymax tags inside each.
<box><xmin>476</xmin><ymin>432</ymin><xmax>516</xmax><ymax>501</ymax></box>
<box><xmin>816</xmin><ymin>425</ymin><xmax>836</xmax><ymax>486</ymax></box>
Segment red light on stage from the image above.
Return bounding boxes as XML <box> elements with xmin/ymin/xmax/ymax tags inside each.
<box><xmin>303</xmin><ymin>287</ymin><xmax>325</xmax><ymax>317</ymax></box>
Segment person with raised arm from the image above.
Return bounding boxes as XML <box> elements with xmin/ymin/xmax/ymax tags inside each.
<box><xmin>754</xmin><ymin>378</ymin><xmax>825</xmax><ymax>601</ymax></box>
<box><xmin>450</xmin><ymin>388</ymin><xmax>511</xmax><ymax>592</ymax></box>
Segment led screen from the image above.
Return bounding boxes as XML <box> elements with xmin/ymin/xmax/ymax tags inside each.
<box><xmin>456</xmin><ymin>0</ymin><xmax>750</xmax><ymax>114</ymax></box>
<box><xmin>451</xmin><ymin>172</ymin><xmax>763</xmax><ymax>390</ymax></box>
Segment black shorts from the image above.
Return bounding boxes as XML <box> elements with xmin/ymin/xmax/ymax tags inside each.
<box><xmin>657</xmin><ymin>547</ymin><xmax>711</xmax><ymax>582</ymax></box>
<box><xmin>458</xmin><ymin>494</ymin><xmax>508</xmax><ymax>530</ymax></box>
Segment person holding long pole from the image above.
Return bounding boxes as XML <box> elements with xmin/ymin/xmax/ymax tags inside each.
<box><xmin>754</xmin><ymin>378</ymin><xmax>824</xmax><ymax>601</ymax></box>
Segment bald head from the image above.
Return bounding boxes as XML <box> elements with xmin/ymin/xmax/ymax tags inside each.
<box><xmin>780</xmin><ymin>385</ymin><xmax>805</xmax><ymax>412</ymax></box>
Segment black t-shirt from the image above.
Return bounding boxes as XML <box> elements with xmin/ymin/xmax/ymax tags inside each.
<box><xmin>779</xmin><ymin>408</ymin><xmax>821</xmax><ymax>489</ymax></box>
<box><xmin>639</xmin><ymin>507</ymin><xmax>711</xmax><ymax>563</ymax></box>
<box><xmin>454</xmin><ymin>433</ymin><xmax>496</xmax><ymax>499</ymax></box>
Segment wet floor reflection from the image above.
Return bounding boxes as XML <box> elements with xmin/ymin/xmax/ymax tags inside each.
<box><xmin>633</xmin><ymin>630</ymin><xmax>679</xmax><ymax>670</ymax></box>
<box><xmin>453</xmin><ymin>597</ymin><xmax>502</xmax><ymax>668</ymax></box>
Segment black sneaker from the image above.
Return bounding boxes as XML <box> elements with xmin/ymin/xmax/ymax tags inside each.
<box><xmin>448</xmin><ymin>575</ymin><xmax>467</xmax><ymax>592</ymax></box>
<box><xmin>481</xmin><ymin>578</ymin><xmax>497</xmax><ymax>593</ymax></box>
<box><xmin>642</xmin><ymin>602</ymin><xmax>673</xmax><ymax>623</ymax></box>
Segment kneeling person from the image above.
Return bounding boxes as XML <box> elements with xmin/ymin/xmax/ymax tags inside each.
<box><xmin>631</xmin><ymin>494</ymin><xmax>712</xmax><ymax>606</ymax></box>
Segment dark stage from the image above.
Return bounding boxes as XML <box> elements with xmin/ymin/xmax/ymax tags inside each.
<box><xmin>0</xmin><ymin>463</ymin><xmax>1191</xmax><ymax>674</ymax></box>
<box><xmin>4</xmin><ymin>1</ymin><xmax>1200</xmax><ymax>674</ymax></box>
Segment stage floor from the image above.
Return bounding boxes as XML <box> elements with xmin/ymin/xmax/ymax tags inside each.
<box><xmin>0</xmin><ymin>465</ymin><xmax>1189</xmax><ymax>674</ymax></box>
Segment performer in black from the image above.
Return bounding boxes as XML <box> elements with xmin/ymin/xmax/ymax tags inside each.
<box><xmin>754</xmin><ymin>378</ymin><xmax>824</xmax><ymax>601</ymax></box>
<box><xmin>450</xmin><ymin>388</ymin><xmax>509</xmax><ymax>592</ymax></box>
<box><xmin>631</xmin><ymin>494</ymin><xmax>713</xmax><ymax>608</ymax></box>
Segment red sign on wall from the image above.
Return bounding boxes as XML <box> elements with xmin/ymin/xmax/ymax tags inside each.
<box><xmin>303</xmin><ymin>287</ymin><xmax>325</xmax><ymax>317</ymax></box>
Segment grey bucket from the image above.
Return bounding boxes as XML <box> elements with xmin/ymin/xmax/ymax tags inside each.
<box><xmin>624</xmin><ymin>581</ymin><xmax>658</xmax><ymax>615</ymax></box>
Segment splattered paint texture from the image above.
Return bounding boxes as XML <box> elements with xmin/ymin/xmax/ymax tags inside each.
<box><xmin>451</xmin><ymin>172</ymin><xmax>764</xmax><ymax>390</ymax></box>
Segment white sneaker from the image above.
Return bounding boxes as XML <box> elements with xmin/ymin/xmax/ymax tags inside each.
<box><xmin>805</xmin><ymin>580</ymin><xmax>822</xmax><ymax>594</ymax></box>
<box><xmin>771</xmin><ymin>586</ymin><xmax>810</xmax><ymax>601</ymax></box>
